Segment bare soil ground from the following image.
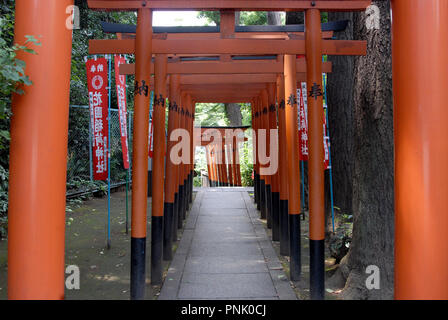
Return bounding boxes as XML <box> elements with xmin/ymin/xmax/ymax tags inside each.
<box><xmin>0</xmin><ymin>190</ymin><xmax>189</xmax><ymax>300</ymax></box>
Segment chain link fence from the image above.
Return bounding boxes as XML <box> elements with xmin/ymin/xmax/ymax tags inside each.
<box><xmin>66</xmin><ymin>105</ymin><xmax>133</xmax><ymax>197</ymax></box>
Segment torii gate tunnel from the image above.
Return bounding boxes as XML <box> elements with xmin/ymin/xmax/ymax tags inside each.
<box><xmin>7</xmin><ymin>0</ymin><xmax>448</xmax><ymax>300</ymax></box>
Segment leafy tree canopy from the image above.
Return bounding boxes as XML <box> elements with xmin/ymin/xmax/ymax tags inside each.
<box><xmin>198</xmin><ymin>11</ymin><xmax>268</xmax><ymax>26</ymax></box>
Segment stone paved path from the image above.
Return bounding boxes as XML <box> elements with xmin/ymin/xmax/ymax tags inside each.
<box><xmin>159</xmin><ymin>187</ymin><xmax>297</xmax><ymax>300</ymax></box>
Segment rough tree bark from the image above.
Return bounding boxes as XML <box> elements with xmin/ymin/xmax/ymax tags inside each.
<box><xmin>328</xmin><ymin>1</ymin><xmax>394</xmax><ymax>300</ymax></box>
<box><xmin>286</xmin><ymin>12</ymin><xmax>304</xmax><ymax>25</ymax></box>
<box><xmin>267</xmin><ymin>12</ymin><xmax>283</xmax><ymax>25</ymax></box>
<box><xmin>225</xmin><ymin>104</ymin><xmax>242</xmax><ymax>126</ymax></box>
<box><xmin>327</xmin><ymin>12</ymin><xmax>355</xmax><ymax>219</ymax></box>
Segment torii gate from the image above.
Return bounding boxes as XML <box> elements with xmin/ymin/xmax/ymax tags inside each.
<box><xmin>8</xmin><ymin>0</ymin><xmax>448</xmax><ymax>301</ymax></box>
<box><xmin>198</xmin><ymin>126</ymin><xmax>250</xmax><ymax>187</ymax></box>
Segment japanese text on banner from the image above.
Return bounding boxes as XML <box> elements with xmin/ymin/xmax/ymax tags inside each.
<box><xmin>298</xmin><ymin>82</ymin><xmax>330</xmax><ymax>170</ymax></box>
<box><xmin>86</xmin><ymin>57</ymin><xmax>109</xmax><ymax>180</ymax></box>
<box><xmin>114</xmin><ymin>55</ymin><xmax>130</xmax><ymax>169</ymax></box>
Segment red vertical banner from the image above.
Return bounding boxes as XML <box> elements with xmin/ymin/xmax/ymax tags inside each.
<box><xmin>298</xmin><ymin>83</ymin><xmax>309</xmax><ymax>161</ymax></box>
<box><xmin>323</xmin><ymin>105</ymin><xmax>330</xmax><ymax>170</ymax></box>
<box><xmin>86</xmin><ymin>57</ymin><xmax>109</xmax><ymax>181</ymax></box>
<box><xmin>298</xmin><ymin>82</ymin><xmax>330</xmax><ymax>169</ymax></box>
<box><xmin>148</xmin><ymin>111</ymin><xmax>153</xmax><ymax>158</ymax></box>
<box><xmin>114</xmin><ymin>55</ymin><xmax>130</xmax><ymax>169</ymax></box>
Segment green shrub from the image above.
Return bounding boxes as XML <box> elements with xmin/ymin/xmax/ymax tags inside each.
<box><xmin>0</xmin><ymin>6</ymin><xmax>40</xmax><ymax>237</ymax></box>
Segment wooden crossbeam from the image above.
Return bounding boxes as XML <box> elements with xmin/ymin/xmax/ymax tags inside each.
<box><xmin>189</xmin><ymin>91</ymin><xmax>261</xmax><ymax>99</ymax></box>
<box><xmin>145</xmin><ymin>75</ymin><xmax>309</xmax><ymax>91</ymax></box>
<box><xmin>199</xmin><ymin>127</ymin><xmax>249</xmax><ymax>133</ymax></box>
<box><xmin>121</xmin><ymin>31</ymin><xmax>334</xmax><ymax>40</ymax></box>
<box><xmin>88</xmin><ymin>0</ymin><xmax>371</xmax><ymax>11</ymax></box>
<box><xmin>189</xmin><ymin>88</ymin><xmax>264</xmax><ymax>102</ymax></box>
<box><xmin>118</xmin><ymin>60</ymin><xmax>333</xmax><ymax>75</ymax></box>
<box><xmin>89</xmin><ymin>39</ymin><xmax>367</xmax><ymax>55</ymax></box>
<box><xmin>193</xmin><ymin>97</ymin><xmax>254</xmax><ymax>103</ymax></box>
<box><xmin>118</xmin><ymin>31</ymin><xmax>334</xmax><ymax>40</ymax></box>
<box><xmin>186</xmin><ymin>91</ymin><xmax>262</xmax><ymax>98</ymax></box>
<box><xmin>179</xmin><ymin>74</ymin><xmax>306</xmax><ymax>85</ymax></box>
<box><xmin>183</xmin><ymin>83</ymin><xmax>267</xmax><ymax>91</ymax></box>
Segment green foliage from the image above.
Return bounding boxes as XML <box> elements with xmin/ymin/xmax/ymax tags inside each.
<box><xmin>239</xmin><ymin>103</ymin><xmax>252</xmax><ymax>126</ymax></box>
<box><xmin>0</xmin><ymin>1</ymin><xmax>41</xmax><ymax>237</ymax></box>
<box><xmin>239</xmin><ymin>11</ymin><xmax>267</xmax><ymax>26</ymax></box>
<box><xmin>195</xmin><ymin>103</ymin><xmax>229</xmax><ymax>126</ymax></box>
<box><xmin>193</xmin><ymin>146</ymin><xmax>207</xmax><ymax>186</ymax></box>
<box><xmin>197</xmin><ymin>11</ymin><xmax>220</xmax><ymax>25</ymax></box>
<box><xmin>193</xmin><ymin>175</ymin><xmax>202</xmax><ymax>187</ymax></box>
<box><xmin>66</xmin><ymin>177</ymin><xmax>107</xmax><ymax>197</ymax></box>
<box><xmin>0</xmin><ymin>1</ymin><xmax>14</xmax><ymax>45</ymax></box>
<box><xmin>0</xmin><ymin>25</ymin><xmax>40</xmax><ymax>119</ymax></box>
<box><xmin>328</xmin><ymin>213</ymin><xmax>353</xmax><ymax>263</ymax></box>
<box><xmin>198</xmin><ymin>11</ymin><xmax>268</xmax><ymax>26</ymax></box>
<box><xmin>239</xmin><ymin>138</ymin><xmax>254</xmax><ymax>187</ymax></box>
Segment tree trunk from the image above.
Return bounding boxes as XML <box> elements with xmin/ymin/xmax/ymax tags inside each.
<box><xmin>326</xmin><ymin>12</ymin><xmax>355</xmax><ymax>231</ymax></box>
<box><xmin>225</xmin><ymin>104</ymin><xmax>242</xmax><ymax>126</ymax></box>
<box><xmin>267</xmin><ymin>12</ymin><xmax>282</xmax><ymax>25</ymax></box>
<box><xmin>235</xmin><ymin>11</ymin><xmax>240</xmax><ymax>25</ymax></box>
<box><xmin>329</xmin><ymin>1</ymin><xmax>394</xmax><ymax>300</ymax></box>
<box><xmin>286</xmin><ymin>12</ymin><xmax>304</xmax><ymax>25</ymax></box>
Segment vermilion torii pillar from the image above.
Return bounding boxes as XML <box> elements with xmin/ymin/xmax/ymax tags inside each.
<box><xmin>8</xmin><ymin>0</ymin><xmax>73</xmax><ymax>300</ymax></box>
<box><xmin>218</xmin><ymin>144</ymin><xmax>223</xmax><ymax>186</ymax></box>
<box><xmin>213</xmin><ymin>146</ymin><xmax>219</xmax><ymax>186</ymax></box>
<box><xmin>187</xmin><ymin>96</ymin><xmax>194</xmax><ymax>206</ymax></box>
<box><xmin>392</xmin><ymin>0</ymin><xmax>448</xmax><ymax>299</ymax></box>
<box><xmin>261</xmin><ymin>90</ymin><xmax>273</xmax><ymax>228</ymax></box>
<box><xmin>268</xmin><ymin>83</ymin><xmax>280</xmax><ymax>241</ymax></box>
<box><xmin>205</xmin><ymin>145</ymin><xmax>213</xmax><ymax>186</ymax></box>
<box><xmin>251</xmin><ymin>101</ymin><xmax>259</xmax><ymax>205</ymax></box>
<box><xmin>211</xmin><ymin>145</ymin><xmax>219</xmax><ymax>186</ymax></box>
<box><xmin>226</xmin><ymin>143</ymin><xmax>234</xmax><ymax>187</ymax></box>
<box><xmin>167</xmin><ymin>74</ymin><xmax>181</xmax><ymax>246</ymax></box>
<box><xmin>255</xmin><ymin>97</ymin><xmax>266</xmax><ymax>218</ymax></box>
<box><xmin>183</xmin><ymin>95</ymin><xmax>192</xmax><ymax>210</ymax></box>
<box><xmin>130</xmin><ymin>8</ymin><xmax>152</xmax><ymax>300</ymax></box>
<box><xmin>151</xmin><ymin>54</ymin><xmax>168</xmax><ymax>285</ymax></box>
<box><xmin>232</xmin><ymin>137</ymin><xmax>239</xmax><ymax>187</ymax></box>
<box><xmin>306</xmin><ymin>8</ymin><xmax>325</xmax><ymax>300</ymax></box>
<box><xmin>179</xmin><ymin>93</ymin><xmax>187</xmax><ymax>221</ymax></box>
<box><xmin>206</xmin><ymin>147</ymin><xmax>211</xmax><ymax>186</ymax></box>
<box><xmin>176</xmin><ymin>91</ymin><xmax>184</xmax><ymax>230</ymax></box>
<box><xmin>276</xmin><ymin>73</ymin><xmax>290</xmax><ymax>256</ymax></box>
<box><xmin>222</xmin><ymin>144</ymin><xmax>229</xmax><ymax>186</ymax></box>
<box><xmin>284</xmin><ymin>54</ymin><xmax>302</xmax><ymax>282</ymax></box>
<box><xmin>236</xmin><ymin>140</ymin><xmax>243</xmax><ymax>186</ymax></box>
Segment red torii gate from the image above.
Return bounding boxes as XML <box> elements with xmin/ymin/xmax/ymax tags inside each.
<box><xmin>7</xmin><ymin>0</ymin><xmax>448</xmax><ymax>301</ymax></box>
<box><xmin>198</xmin><ymin>126</ymin><xmax>249</xmax><ymax>187</ymax></box>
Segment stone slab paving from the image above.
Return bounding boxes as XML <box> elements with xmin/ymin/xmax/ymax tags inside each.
<box><xmin>159</xmin><ymin>187</ymin><xmax>297</xmax><ymax>300</ymax></box>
